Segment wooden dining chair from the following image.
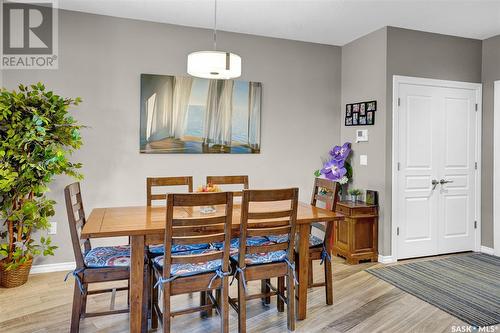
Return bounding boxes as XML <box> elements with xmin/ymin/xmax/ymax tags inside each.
<box><xmin>206</xmin><ymin>175</ymin><xmax>249</xmax><ymax>196</ymax></box>
<box><xmin>64</xmin><ymin>182</ymin><xmax>148</xmax><ymax>333</ymax></box>
<box><xmin>230</xmin><ymin>188</ymin><xmax>299</xmax><ymax>332</ymax></box>
<box><xmin>151</xmin><ymin>192</ymin><xmax>234</xmax><ymax>333</ymax></box>
<box><xmin>147</xmin><ymin>176</ymin><xmax>193</xmax><ymax>206</ymax></box>
<box><xmin>304</xmin><ymin>178</ymin><xmax>340</xmax><ymax>304</ymax></box>
<box><xmin>146</xmin><ymin>176</ymin><xmax>209</xmax><ymax>256</ymax></box>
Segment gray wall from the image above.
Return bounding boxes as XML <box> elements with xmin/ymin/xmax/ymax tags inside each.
<box><xmin>340</xmin><ymin>28</ymin><xmax>389</xmax><ymax>254</ymax></box>
<box><xmin>3</xmin><ymin>10</ymin><xmax>342</xmax><ymax>265</ymax></box>
<box><xmin>481</xmin><ymin>35</ymin><xmax>500</xmax><ymax>248</ymax></box>
<box><xmin>386</xmin><ymin>27</ymin><xmax>483</xmax><ymax>252</ymax></box>
<box><xmin>341</xmin><ymin>27</ymin><xmax>484</xmax><ymax>256</ymax></box>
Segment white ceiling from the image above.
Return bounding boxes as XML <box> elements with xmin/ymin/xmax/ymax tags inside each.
<box><xmin>58</xmin><ymin>0</ymin><xmax>500</xmax><ymax>46</ymax></box>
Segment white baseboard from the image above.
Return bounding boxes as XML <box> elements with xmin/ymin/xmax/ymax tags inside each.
<box><xmin>378</xmin><ymin>255</ymin><xmax>397</xmax><ymax>264</ymax></box>
<box><xmin>480</xmin><ymin>246</ymin><xmax>495</xmax><ymax>255</ymax></box>
<box><xmin>30</xmin><ymin>261</ymin><xmax>76</xmax><ymax>274</ymax></box>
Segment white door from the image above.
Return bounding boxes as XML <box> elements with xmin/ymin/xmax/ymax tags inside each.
<box><xmin>396</xmin><ymin>80</ymin><xmax>478</xmax><ymax>260</ymax></box>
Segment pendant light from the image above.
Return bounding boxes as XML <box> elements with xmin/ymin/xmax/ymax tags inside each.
<box><xmin>187</xmin><ymin>0</ymin><xmax>241</xmax><ymax>79</ymax></box>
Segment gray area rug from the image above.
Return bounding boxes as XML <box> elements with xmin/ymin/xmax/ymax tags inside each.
<box><xmin>367</xmin><ymin>253</ymin><xmax>500</xmax><ymax>327</ymax></box>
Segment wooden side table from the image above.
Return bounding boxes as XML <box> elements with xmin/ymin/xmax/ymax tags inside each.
<box><xmin>333</xmin><ymin>201</ymin><xmax>378</xmax><ymax>264</ymax></box>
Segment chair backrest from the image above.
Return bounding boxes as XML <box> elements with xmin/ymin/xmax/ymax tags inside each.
<box><xmin>146</xmin><ymin>176</ymin><xmax>193</xmax><ymax>206</ymax></box>
<box><xmin>310</xmin><ymin>177</ymin><xmax>340</xmax><ymax>236</ymax></box>
<box><xmin>64</xmin><ymin>182</ymin><xmax>91</xmax><ymax>268</ymax></box>
<box><xmin>206</xmin><ymin>175</ymin><xmax>249</xmax><ymax>197</ymax></box>
<box><xmin>310</xmin><ymin>177</ymin><xmax>340</xmax><ymax>210</ymax></box>
<box><xmin>238</xmin><ymin>188</ymin><xmax>299</xmax><ymax>269</ymax></box>
<box><xmin>162</xmin><ymin>192</ymin><xmax>234</xmax><ymax>279</ymax></box>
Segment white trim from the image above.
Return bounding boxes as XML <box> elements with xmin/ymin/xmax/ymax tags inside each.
<box><xmin>480</xmin><ymin>246</ymin><xmax>495</xmax><ymax>256</ymax></box>
<box><xmin>30</xmin><ymin>261</ymin><xmax>76</xmax><ymax>274</ymax></box>
<box><xmin>494</xmin><ymin>81</ymin><xmax>500</xmax><ymax>257</ymax></box>
<box><xmin>378</xmin><ymin>255</ymin><xmax>397</xmax><ymax>264</ymax></box>
<box><xmin>391</xmin><ymin>75</ymin><xmax>482</xmax><ymax>260</ymax></box>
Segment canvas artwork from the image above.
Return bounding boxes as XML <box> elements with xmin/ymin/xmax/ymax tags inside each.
<box><xmin>140</xmin><ymin>74</ymin><xmax>262</xmax><ymax>153</ymax></box>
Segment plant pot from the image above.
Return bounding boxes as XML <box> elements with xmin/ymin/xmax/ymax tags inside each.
<box><xmin>0</xmin><ymin>259</ymin><xmax>33</xmax><ymax>288</ymax></box>
<box><xmin>350</xmin><ymin>195</ymin><xmax>358</xmax><ymax>202</ymax></box>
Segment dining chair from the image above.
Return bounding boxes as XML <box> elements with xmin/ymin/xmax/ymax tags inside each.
<box><xmin>147</xmin><ymin>176</ymin><xmax>193</xmax><ymax>206</ymax></box>
<box><xmin>151</xmin><ymin>192</ymin><xmax>234</xmax><ymax>333</ymax></box>
<box><xmin>230</xmin><ymin>188</ymin><xmax>299</xmax><ymax>332</ymax></box>
<box><xmin>146</xmin><ymin>176</ymin><xmax>209</xmax><ymax>256</ymax></box>
<box><xmin>64</xmin><ymin>182</ymin><xmax>148</xmax><ymax>332</ymax></box>
<box><xmin>206</xmin><ymin>175</ymin><xmax>249</xmax><ymax>196</ymax></box>
<box><xmin>304</xmin><ymin>177</ymin><xmax>339</xmax><ymax>304</ymax></box>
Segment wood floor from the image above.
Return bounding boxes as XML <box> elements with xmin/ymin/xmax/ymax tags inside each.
<box><xmin>0</xmin><ymin>256</ymin><xmax>466</xmax><ymax>333</ymax></box>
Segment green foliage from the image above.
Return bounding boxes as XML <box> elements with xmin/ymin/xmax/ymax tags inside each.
<box><xmin>0</xmin><ymin>83</ymin><xmax>83</xmax><ymax>270</ymax></box>
<box><xmin>345</xmin><ymin>162</ymin><xmax>353</xmax><ymax>180</ymax></box>
<box><xmin>348</xmin><ymin>188</ymin><xmax>362</xmax><ymax>196</ymax></box>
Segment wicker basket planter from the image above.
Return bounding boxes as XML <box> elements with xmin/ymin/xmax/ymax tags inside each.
<box><xmin>0</xmin><ymin>259</ymin><xmax>33</xmax><ymax>288</ymax></box>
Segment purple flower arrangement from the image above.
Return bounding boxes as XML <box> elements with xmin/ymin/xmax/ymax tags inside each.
<box><xmin>315</xmin><ymin>142</ymin><xmax>352</xmax><ymax>184</ymax></box>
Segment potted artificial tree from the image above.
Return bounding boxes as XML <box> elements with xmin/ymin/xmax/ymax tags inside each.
<box><xmin>0</xmin><ymin>83</ymin><xmax>83</xmax><ymax>288</ymax></box>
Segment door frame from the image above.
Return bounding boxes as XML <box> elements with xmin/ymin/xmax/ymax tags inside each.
<box><xmin>494</xmin><ymin>81</ymin><xmax>500</xmax><ymax>256</ymax></box>
<box><xmin>391</xmin><ymin>75</ymin><xmax>482</xmax><ymax>260</ymax></box>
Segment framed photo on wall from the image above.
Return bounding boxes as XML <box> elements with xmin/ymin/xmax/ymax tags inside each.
<box><xmin>345</xmin><ymin>100</ymin><xmax>377</xmax><ymax>126</ymax></box>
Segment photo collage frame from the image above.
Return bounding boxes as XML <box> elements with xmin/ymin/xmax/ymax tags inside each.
<box><xmin>345</xmin><ymin>100</ymin><xmax>376</xmax><ymax>126</ymax></box>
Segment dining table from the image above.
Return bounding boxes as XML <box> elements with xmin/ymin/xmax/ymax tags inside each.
<box><xmin>82</xmin><ymin>200</ymin><xmax>345</xmax><ymax>333</ymax></box>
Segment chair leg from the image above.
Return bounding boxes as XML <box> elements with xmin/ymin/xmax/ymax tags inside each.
<box><xmin>81</xmin><ymin>284</ymin><xmax>88</xmax><ymax>318</ymax></box>
<box><xmin>324</xmin><ymin>257</ymin><xmax>333</xmax><ymax>305</ymax></box>
<box><xmin>216</xmin><ymin>288</ymin><xmax>222</xmax><ymax>309</ymax></box>
<box><xmin>127</xmin><ymin>278</ymin><xmax>130</xmax><ymax>306</ymax></box>
<box><xmin>142</xmin><ymin>263</ymin><xmax>149</xmax><ymax>332</ymax></box>
<box><xmin>308</xmin><ymin>260</ymin><xmax>313</xmax><ymax>288</ymax></box>
<box><xmin>261</xmin><ymin>279</ymin><xmax>271</xmax><ymax>305</ymax></box>
<box><xmin>151</xmin><ymin>271</ymin><xmax>159</xmax><ymax>329</ymax></box>
<box><xmin>162</xmin><ymin>281</ymin><xmax>171</xmax><ymax>333</ymax></box>
<box><xmin>277</xmin><ymin>277</ymin><xmax>285</xmax><ymax>312</ymax></box>
<box><xmin>70</xmin><ymin>280</ymin><xmax>83</xmax><ymax>333</ymax></box>
<box><xmin>295</xmin><ymin>254</ymin><xmax>300</xmax><ymax>279</ymax></box>
<box><xmin>237</xmin><ymin>276</ymin><xmax>247</xmax><ymax>333</ymax></box>
<box><xmin>200</xmin><ymin>291</ymin><xmax>213</xmax><ymax>317</ymax></box>
<box><xmin>286</xmin><ymin>269</ymin><xmax>296</xmax><ymax>331</ymax></box>
<box><xmin>220</xmin><ymin>277</ymin><xmax>229</xmax><ymax>333</ymax></box>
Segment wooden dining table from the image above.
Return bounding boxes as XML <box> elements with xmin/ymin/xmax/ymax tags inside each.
<box><xmin>82</xmin><ymin>200</ymin><xmax>344</xmax><ymax>333</ymax></box>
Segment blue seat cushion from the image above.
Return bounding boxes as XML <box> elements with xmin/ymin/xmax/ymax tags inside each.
<box><xmin>84</xmin><ymin>245</ymin><xmax>130</xmax><ymax>268</ymax></box>
<box><xmin>267</xmin><ymin>234</ymin><xmax>324</xmax><ymax>247</ymax></box>
<box><xmin>231</xmin><ymin>250</ymin><xmax>288</xmax><ymax>266</ymax></box>
<box><xmin>153</xmin><ymin>248</ymin><xmax>222</xmax><ymax>276</ymax></box>
<box><xmin>148</xmin><ymin>243</ymin><xmax>210</xmax><ymax>255</ymax></box>
<box><xmin>212</xmin><ymin>236</ymin><xmax>272</xmax><ymax>255</ymax></box>
<box><xmin>266</xmin><ymin>234</ymin><xmax>289</xmax><ymax>244</ymax></box>
<box><xmin>309</xmin><ymin>235</ymin><xmax>324</xmax><ymax>247</ymax></box>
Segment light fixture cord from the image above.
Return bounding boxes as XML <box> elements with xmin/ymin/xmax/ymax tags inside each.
<box><xmin>213</xmin><ymin>0</ymin><xmax>217</xmax><ymax>50</ymax></box>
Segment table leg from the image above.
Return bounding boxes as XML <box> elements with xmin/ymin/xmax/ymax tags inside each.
<box><xmin>130</xmin><ymin>235</ymin><xmax>145</xmax><ymax>333</ymax></box>
<box><xmin>297</xmin><ymin>224</ymin><xmax>310</xmax><ymax>320</ymax></box>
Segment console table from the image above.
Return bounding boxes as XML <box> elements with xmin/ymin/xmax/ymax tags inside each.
<box><xmin>334</xmin><ymin>201</ymin><xmax>378</xmax><ymax>264</ymax></box>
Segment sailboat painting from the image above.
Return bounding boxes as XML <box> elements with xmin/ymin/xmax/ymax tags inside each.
<box><xmin>140</xmin><ymin>74</ymin><xmax>262</xmax><ymax>154</ymax></box>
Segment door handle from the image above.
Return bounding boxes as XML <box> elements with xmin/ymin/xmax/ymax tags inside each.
<box><xmin>439</xmin><ymin>179</ymin><xmax>454</xmax><ymax>185</ymax></box>
<box><xmin>431</xmin><ymin>179</ymin><xmax>439</xmax><ymax>190</ymax></box>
